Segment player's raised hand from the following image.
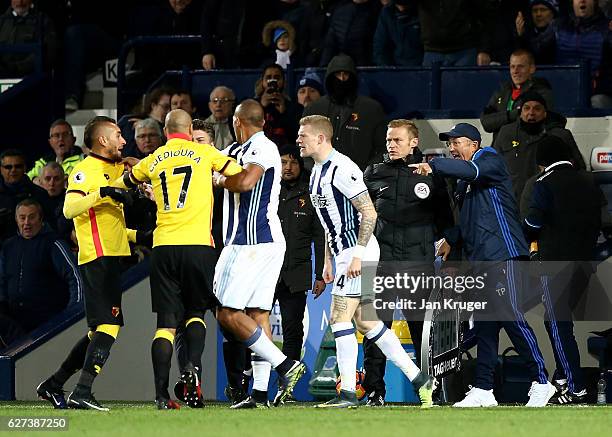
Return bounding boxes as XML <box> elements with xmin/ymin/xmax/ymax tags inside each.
<box><xmin>347</xmin><ymin>257</ymin><xmax>362</xmax><ymax>279</ymax></box>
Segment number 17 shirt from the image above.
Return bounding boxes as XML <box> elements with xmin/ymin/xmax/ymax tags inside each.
<box><xmin>129</xmin><ymin>133</ymin><xmax>242</xmax><ymax>247</ymax></box>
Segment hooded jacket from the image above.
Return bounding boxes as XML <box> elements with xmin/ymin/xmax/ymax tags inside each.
<box><xmin>302</xmin><ymin>54</ymin><xmax>387</xmax><ymax>170</ymax></box>
<box><xmin>261</xmin><ymin>19</ymin><xmax>300</xmax><ymax>68</ymax></box>
<box><xmin>492</xmin><ymin>111</ymin><xmax>585</xmax><ymax>202</ymax></box>
<box><xmin>0</xmin><ymin>225</ymin><xmax>81</xmax><ymax>331</ymax></box>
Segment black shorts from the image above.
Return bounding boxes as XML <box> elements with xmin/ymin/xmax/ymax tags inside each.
<box><xmin>150</xmin><ymin>245</ymin><xmax>219</xmax><ymax>328</ymax></box>
<box><xmin>79</xmin><ymin>256</ymin><xmax>124</xmax><ymax>328</ymax></box>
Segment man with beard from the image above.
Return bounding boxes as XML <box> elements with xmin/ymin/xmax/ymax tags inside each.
<box><xmin>36</xmin><ymin>116</ymin><xmax>136</xmax><ymax>411</ymax></box>
<box><xmin>492</xmin><ymin>90</ymin><xmax>584</xmax><ymax>203</ymax></box>
<box><xmin>361</xmin><ymin>119</ymin><xmax>454</xmax><ymax>406</ymax></box>
<box><xmin>272</xmin><ymin>144</ymin><xmax>326</xmax><ymax>403</ymax></box>
<box><xmin>302</xmin><ymin>53</ymin><xmax>386</xmax><ymax>171</ymax></box>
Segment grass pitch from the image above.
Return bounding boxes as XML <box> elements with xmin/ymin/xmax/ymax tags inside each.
<box><xmin>1</xmin><ymin>402</ymin><xmax>611</xmax><ymax>437</ymax></box>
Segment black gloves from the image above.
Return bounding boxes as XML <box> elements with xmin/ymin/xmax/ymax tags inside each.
<box><xmin>136</xmin><ymin>229</ymin><xmax>154</xmax><ymax>247</ymax></box>
<box><xmin>100</xmin><ymin>186</ymin><xmax>134</xmax><ymax>206</ymax></box>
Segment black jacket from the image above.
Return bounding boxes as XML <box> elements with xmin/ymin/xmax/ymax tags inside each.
<box><xmin>492</xmin><ymin>112</ymin><xmax>585</xmax><ymax>202</ymax></box>
<box><xmin>524</xmin><ymin>163</ymin><xmax>603</xmax><ymax>261</ymax></box>
<box><xmin>363</xmin><ymin>153</ymin><xmax>454</xmax><ymax>262</ymax></box>
<box><xmin>416</xmin><ymin>0</ymin><xmax>497</xmax><ymax>53</ymax></box>
<box><xmin>480</xmin><ymin>77</ymin><xmax>554</xmax><ymax>137</ymax></box>
<box><xmin>0</xmin><ymin>225</ymin><xmax>81</xmax><ymax>331</ymax></box>
<box><xmin>278</xmin><ymin>178</ymin><xmax>325</xmax><ymax>293</ymax></box>
<box><xmin>302</xmin><ymin>54</ymin><xmax>387</xmax><ymax>171</ymax></box>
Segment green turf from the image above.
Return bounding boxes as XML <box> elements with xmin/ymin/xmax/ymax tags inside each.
<box><xmin>0</xmin><ymin>402</ymin><xmax>611</xmax><ymax>437</ymax></box>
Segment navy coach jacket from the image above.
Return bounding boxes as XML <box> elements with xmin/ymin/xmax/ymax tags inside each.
<box><xmin>429</xmin><ymin>147</ymin><xmax>528</xmax><ymax>262</ymax></box>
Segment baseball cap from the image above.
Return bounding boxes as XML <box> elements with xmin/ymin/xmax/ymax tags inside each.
<box><xmin>438</xmin><ymin>123</ymin><xmax>482</xmax><ymax>143</ymax></box>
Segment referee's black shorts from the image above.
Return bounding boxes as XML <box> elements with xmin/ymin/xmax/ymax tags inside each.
<box><xmin>79</xmin><ymin>256</ymin><xmax>124</xmax><ymax>328</ymax></box>
<box><xmin>151</xmin><ymin>245</ymin><xmax>219</xmax><ymax>328</ymax></box>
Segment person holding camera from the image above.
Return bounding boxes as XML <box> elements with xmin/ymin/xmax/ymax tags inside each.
<box><xmin>255</xmin><ymin>63</ymin><xmax>298</xmax><ymax>148</ymax></box>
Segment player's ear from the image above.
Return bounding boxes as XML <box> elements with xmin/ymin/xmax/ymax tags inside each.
<box><xmin>410</xmin><ymin>137</ymin><xmax>419</xmax><ymax>148</ymax></box>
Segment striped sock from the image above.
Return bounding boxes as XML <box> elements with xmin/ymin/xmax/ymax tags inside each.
<box><xmin>332</xmin><ymin>322</ymin><xmax>357</xmax><ymax>392</ymax></box>
<box><xmin>251</xmin><ymin>353</ymin><xmax>271</xmax><ymax>394</ymax></box>
<box><xmin>365</xmin><ymin>322</ymin><xmax>420</xmax><ymax>381</ymax></box>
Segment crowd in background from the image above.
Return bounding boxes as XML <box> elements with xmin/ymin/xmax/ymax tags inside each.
<box><xmin>0</xmin><ymin>0</ymin><xmax>612</xmax><ymax>111</ymax></box>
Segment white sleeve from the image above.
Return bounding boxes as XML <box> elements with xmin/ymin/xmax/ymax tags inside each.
<box><xmin>241</xmin><ymin>142</ymin><xmax>275</xmax><ymax>171</ymax></box>
<box><xmin>333</xmin><ymin>162</ymin><xmax>367</xmax><ymax>200</ymax></box>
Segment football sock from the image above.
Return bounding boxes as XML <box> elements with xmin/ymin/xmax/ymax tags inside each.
<box><xmin>365</xmin><ymin>322</ymin><xmax>420</xmax><ymax>381</ymax></box>
<box><xmin>332</xmin><ymin>322</ymin><xmax>357</xmax><ymax>392</ymax></box>
<box><xmin>245</xmin><ymin>325</ymin><xmax>286</xmax><ymax>369</ymax></box>
<box><xmin>174</xmin><ymin>325</ymin><xmax>187</xmax><ymax>373</ymax></box>
<box><xmin>52</xmin><ymin>334</ymin><xmax>90</xmax><ymax>387</ymax></box>
<box><xmin>223</xmin><ymin>339</ymin><xmax>247</xmax><ymax>389</ymax></box>
<box><xmin>151</xmin><ymin>330</ymin><xmax>174</xmax><ymax>400</ymax></box>
<box><xmin>77</xmin><ymin>331</ymin><xmax>115</xmax><ymax>390</ymax></box>
<box><xmin>185</xmin><ymin>318</ymin><xmax>206</xmax><ymax>379</ymax></box>
<box><xmin>251</xmin><ymin>353</ymin><xmax>271</xmax><ymax>394</ymax></box>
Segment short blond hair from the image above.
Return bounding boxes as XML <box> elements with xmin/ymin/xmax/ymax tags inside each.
<box><xmin>387</xmin><ymin>119</ymin><xmax>418</xmax><ymax>138</ymax></box>
<box><xmin>299</xmin><ymin>115</ymin><xmax>332</xmax><ymax>140</ymax></box>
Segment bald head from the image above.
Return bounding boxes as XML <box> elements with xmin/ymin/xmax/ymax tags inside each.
<box><xmin>165</xmin><ymin>109</ymin><xmax>193</xmax><ymax>135</ymax></box>
<box><xmin>235</xmin><ymin>99</ymin><xmax>264</xmax><ymax>128</ymax></box>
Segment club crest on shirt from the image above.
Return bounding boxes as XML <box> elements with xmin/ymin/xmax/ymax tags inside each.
<box><xmin>73</xmin><ymin>171</ymin><xmax>85</xmax><ymax>183</ymax></box>
<box><xmin>299</xmin><ymin>198</ymin><xmax>306</xmax><ymax>208</ymax></box>
<box><xmin>414</xmin><ymin>182</ymin><xmax>430</xmax><ymax>199</ymax></box>
<box><xmin>310</xmin><ymin>194</ymin><xmax>330</xmax><ymax>208</ymax></box>
<box><xmin>111</xmin><ymin>306</ymin><xmax>120</xmax><ymax>317</ymax></box>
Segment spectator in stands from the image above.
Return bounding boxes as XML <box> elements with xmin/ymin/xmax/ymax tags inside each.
<box><xmin>417</xmin><ymin>0</ymin><xmax>498</xmax><ymax>66</ymax></box>
<box><xmin>119</xmin><ymin>87</ymin><xmax>172</xmax><ymax>159</ymax></box>
<box><xmin>38</xmin><ymin>162</ymin><xmax>74</xmax><ymax>246</ymax></box>
<box><xmin>171</xmin><ymin>89</ymin><xmax>198</xmax><ymax>118</ymax></box>
<box><xmin>303</xmin><ymin>54</ymin><xmax>387</xmax><ymax>170</ymax></box>
<box><xmin>0</xmin><ymin>0</ymin><xmax>57</xmax><ymax>78</ymax></box>
<box><xmin>515</xmin><ymin>0</ymin><xmax>559</xmax><ymax>65</ymax></box>
<box><xmin>63</xmin><ymin>0</ymin><xmax>129</xmax><ymax>112</ymax></box>
<box><xmin>481</xmin><ymin>49</ymin><xmax>554</xmax><ymax>141</ymax></box>
<box><xmin>255</xmin><ymin>63</ymin><xmax>298</xmax><ymax>147</ymax></box>
<box><xmin>296</xmin><ymin>69</ymin><xmax>324</xmax><ymax>109</ymax></box>
<box><xmin>0</xmin><ymin>199</ymin><xmax>81</xmax><ymax>347</ymax></box>
<box><xmin>493</xmin><ymin>90</ymin><xmax>585</xmax><ymax>202</ymax></box>
<box><xmin>372</xmin><ymin>0</ymin><xmax>423</xmax><ymax>66</ymax></box>
<box><xmin>319</xmin><ymin>0</ymin><xmax>381</xmax><ymax>67</ymax></box>
<box><xmin>261</xmin><ymin>20</ymin><xmax>299</xmax><ymax>69</ymax></box>
<box><xmin>123</xmin><ymin>118</ymin><xmax>163</xmax><ymax>160</ymax></box>
<box><xmin>0</xmin><ymin>149</ymin><xmax>52</xmax><ymax>246</ymax></box>
<box><xmin>200</xmin><ymin>0</ymin><xmax>276</xmax><ymax>69</ymax></box>
<box><xmin>27</xmin><ymin>119</ymin><xmax>83</xmax><ymax>184</ymax></box>
<box><xmin>192</xmin><ymin>119</ymin><xmax>215</xmax><ymax>146</ymax></box>
<box><xmin>129</xmin><ymin>0</ymin><xmax>202</xmax><ymax>88</ymax></box>
<box><xmin>554</xmin><ymin>0</ymin><xmax>612</xmax><ymax>108</ymax></box>
<box><xmin>205</xmin><ymin>86</ymin><xmax>236</xmax><ymax>150</ymax></box>
<box><xmin>291</xmin><ymin>0</ymin><xmax>344</xmax><ymax>67</ymax></box>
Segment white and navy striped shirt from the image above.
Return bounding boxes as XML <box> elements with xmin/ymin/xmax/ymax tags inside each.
<box><xmin>221</xmin><ymin>132</ymin><xmax>284</xmax><ymax>246</ymax></box>
<box><xmin>309</xmin><ymin>150</ymin><xmax>366</xmax><ymax>256</ymax></box>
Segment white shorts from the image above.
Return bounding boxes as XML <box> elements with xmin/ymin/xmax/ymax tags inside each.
<box><xmin>331</xmin><ymin>246</ymin><xmax>361</xmax><ymax>298</ymax></box>
<box><xmin>213</xmin><ymin>242</ymin><xmax>285</xmax><ymax>311</ymax></box>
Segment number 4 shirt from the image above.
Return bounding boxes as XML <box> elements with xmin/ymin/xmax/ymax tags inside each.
<box><xmin>129</xmin><ymin>133</ymin><xmax>242</xmax><ymax>247</ymax></box>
